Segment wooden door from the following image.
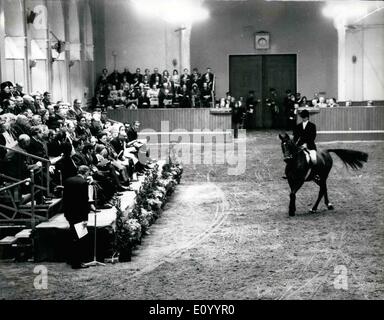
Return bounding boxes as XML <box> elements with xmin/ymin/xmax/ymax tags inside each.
<box><xmin>229</xmin><ymin>56</ymin><xmax>262</xmax><ymax>128</ymax></box>
<box><xmin>229</xmin><ymin>54</ymin><xmax>296</xmax><ymax>129</ymax></box>
<box><xmin>263</xmin><ymin>55</ymin><xmax>297</xmax><ymax>129</ymax></box>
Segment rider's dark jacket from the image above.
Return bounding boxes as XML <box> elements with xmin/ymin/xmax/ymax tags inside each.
<box><xmin>293</xmin><ymin>121</ymin><xmax>317</xmax><ymax>150</ymax></box>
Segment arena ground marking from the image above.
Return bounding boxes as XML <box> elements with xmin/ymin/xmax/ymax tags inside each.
<box><xmin>317</xmin><ymin>130</ymin><xmax>384</xmax><ymax>134</ymax></box>
<box><xmin>278</xmin><ymin>225</ymin><xmax>348</xmax><ymax>300</ymax></box>
<box><xmin>128</xmin><ymin>183</ymin><xmax>230</xmax><ymax>278</ymax></box>
<box><xmin>318</xmin><ymin>140</ymin><xmax>384</xmax><ymax>144</ymax></box>
<box><xmin>139</xmin><ymin>131</ymin><xmax>232</xmax><ymax>135</ymax></box>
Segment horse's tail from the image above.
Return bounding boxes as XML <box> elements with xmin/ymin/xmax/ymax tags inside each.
<box><xmin>326</xmin><ymin>149</ymin><xmax>368</xmax><ymax>170</ymax></box>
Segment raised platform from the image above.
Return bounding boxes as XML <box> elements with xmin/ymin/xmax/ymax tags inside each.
<box><xmin>25</xmin><ymin>160</ymin><xmax>183</xmax><ymax>263</ymax></box>
<box><xmin>32</xmin><ymin>174</ymin><xmax>149</xmax><ymax>262</ymax></box>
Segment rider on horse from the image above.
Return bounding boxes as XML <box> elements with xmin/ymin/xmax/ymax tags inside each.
<box><xmin>294</xmin><ymin>110</ymin><xmax>317</xmax><ymax>160</ymax></box>
<box><xmin>282</xmin><ymin>109</ymin><xmax>319</xmax><ymax>181</ymax></box>
<box><xmin>279</xmin><ymin>110</ymin><xmax>368</xmax><ymax>216</ymax></box>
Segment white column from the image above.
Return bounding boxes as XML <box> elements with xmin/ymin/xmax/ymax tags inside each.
<box><xmin>336</xmin><ymin>23</ymin><xmax>347</xmax><ymax>102</ymax></box>
<box><xmin>180</xmin><ymin>23</ymin><xmax>191</xmax><ymax>72</ymax></box>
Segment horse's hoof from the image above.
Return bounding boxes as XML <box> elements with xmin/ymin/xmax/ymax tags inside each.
<box><xmin>289</xmin><ymin>212</ymin><xmax>295</xmax><ymax>217</ymax></box>
<box><xmin>327</xmin><ymin>204</ymin><xmax>334</xmax><ymax>210</ymax></box>
<box><xmin>309</xmin><ymin>209</ymin><xmax>317</xmax><ymax>214</ymax></box>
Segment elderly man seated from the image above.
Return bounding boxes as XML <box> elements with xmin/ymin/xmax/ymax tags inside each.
<box><xmin>97</xmin><ymin>131</ymin><xmax>132</xmax><ymax>185</ymax></box>
<box><xmin>0</xmin><ymin>113</ymin><xmax>17</xmax><ymax>148</ymax></box>
<box><xmin>4</xmin><ymin>134</ymin><xmax>48</xmax><ymax>204</ymax></box>
<box><xmin>126</xmin><ymin>121</ymin><xmax>153</xmax><ymax>171</ymax></box>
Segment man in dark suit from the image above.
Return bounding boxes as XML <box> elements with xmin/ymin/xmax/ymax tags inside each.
<box><xmin>5</xmin><ymin>134</ymin><xmax>42</xmax><ymax>181</ymax></box>
<box><xmin>27</xmin><ymin>126</ymin><xmax>49</xmax><ymax>159</ymax></box>
<box><xmin>42</xmin><ymin>92</ymin><xmax>52</xmax><ymax>108</ymax></box>
<box><xmin>231</xmin><ymin>98</ymin><xmax>244</xmax><ymax>139</ymax></box>
<box><xmin>63</xmin><ymin>165</ymin><xmax>92</xmax><ymax>269</ymax></box>
<box><xmin>149</xmin><ymin>68</ymin><xmax>162</xmax><ymax>87</ymax></box>
<box><xmin>110</xmin><ymin>132</ymin><xmax>126</xmax><ymax>156</ymax></box>
<box><xmin>46</xmin><ymin>104</ymin><xmax>66</xmax><ymax>130</ymax></box>
<box><xmin>202</xmin><ymin>67</ymin><xmax>214</xmax><ymax>83</ymax></box>
<box><xmin>126</xmin><ymin>121</ymin><xmax>151</xmax><ymax>171</ymax></box>
<box><xmin>127</xmin><ymin>121</ymin><xmax>139</xmax><ymax>143</ymax></box>
<box><xmin>293</xmin><ymin>109</ymin><xmax>317</xmax><ymax>151</ymax></box>
<box><xmin>110</xmin><ymin>131</ymin><xmax>139</xmax><ymax>177</ymax></box>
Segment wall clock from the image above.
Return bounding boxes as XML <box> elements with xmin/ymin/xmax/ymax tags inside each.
<box><xmin>255</xmin><ymin>33</ymin><xmax>270</xmax><ymax>49</ymax></box>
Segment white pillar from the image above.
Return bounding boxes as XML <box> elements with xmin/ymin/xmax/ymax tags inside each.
<box><xmin>336</xmin><ymin>22</ymin><xmax>347</xmax><ymax>102</ymax></box>
<box><xmin>180</xmin><ymin>23</ymin><xmax>191</xmax><ymax>72</ymax></box>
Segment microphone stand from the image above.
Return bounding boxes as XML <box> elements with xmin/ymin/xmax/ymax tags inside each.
<box><xmin>84</xmin><ymin>183</ymin><xmax>105</xmax><ymax>267</ymax></box>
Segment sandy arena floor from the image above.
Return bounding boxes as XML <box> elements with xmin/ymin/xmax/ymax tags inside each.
<box><xmin>0</xmin><ymin>130</ymin><xmax>383</xmax><ymax>299</ymax></box>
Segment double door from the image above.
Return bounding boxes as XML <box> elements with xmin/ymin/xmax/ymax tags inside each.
<box><xmin>229</xmin><ymin>54</ymin><xmax>297</xmax><ymax>129</ymax></box>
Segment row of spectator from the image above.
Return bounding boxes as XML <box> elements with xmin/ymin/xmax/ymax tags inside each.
<box><xmin>94</xmin><ymin>67</ymin><xmax>215</xmax><ymax>109</ymax></box>
<box><xmin>283</xmin><ymin>91</ymin><xmax>339</xmax><ymax>110</ymax></box>
<box><xmin>0</xmin><ymin>80</ymin><xmax>150</xmax><ymax>210</ymax></box>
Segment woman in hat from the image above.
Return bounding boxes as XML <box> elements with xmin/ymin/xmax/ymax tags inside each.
<box><xmin>0</xmin><ymin>82</ymin><xmax>12</xmax><ymax>103</ymax></box>
<box><xmin>293</xmin><ymin>109</ymin><xmax>317</xmax><ymax>151</ymax></box>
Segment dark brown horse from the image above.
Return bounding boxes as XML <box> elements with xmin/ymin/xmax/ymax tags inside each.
<box><xmin>279</xmin><ymin>133</ymin><xmax>368</xmax><ymax>216</ymax></box>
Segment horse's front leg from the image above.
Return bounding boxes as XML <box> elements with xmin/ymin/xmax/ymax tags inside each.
<box><xmin>289</xmin><ymin>192</ymin><xmax>296</xmax><ymax>216</ymax></box>
<box><xmin>288</xmin><ymin>179</ymin><xmax>304</xmax><ymax>217</ymax></box>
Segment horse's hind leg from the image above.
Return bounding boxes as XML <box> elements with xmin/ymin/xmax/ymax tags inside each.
<box><xmin>323</xmin><ymin>181</ymin><xmax>334</xmax><ymax>210</ymax></box>
<box><xmin>310</xmin><ymin>181</ymin><xmax>325</xmax><ymax>213</ymax></box>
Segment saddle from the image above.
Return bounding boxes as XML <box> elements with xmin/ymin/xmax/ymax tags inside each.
<box><xmin>301</xmin><ymin>147</ymin><xmax>319</xmax><ymax>182</ymax></box>
<box><xmin>302</xmin><ymin>148</ymin><xmax>317</xmax><ymax>166</ymax></box>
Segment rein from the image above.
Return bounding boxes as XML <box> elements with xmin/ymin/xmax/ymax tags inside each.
<box><xmin>283</xmin><ymin>141</ymin><xmax>303</xmax><ymax>160</ymax></box>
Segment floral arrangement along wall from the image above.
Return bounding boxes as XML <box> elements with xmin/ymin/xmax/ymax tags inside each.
<box><xmin>114</xmin><ymin>159</ymin><xmax>183</xmax><ymax>261</ymax></box>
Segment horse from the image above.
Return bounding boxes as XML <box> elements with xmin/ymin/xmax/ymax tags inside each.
<box><xmin>278</xmin><ymin>133</ymin><xmax>368</xmax><ymax>216</ymax></box>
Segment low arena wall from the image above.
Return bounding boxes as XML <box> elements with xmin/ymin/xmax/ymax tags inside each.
<box><xmin>299</xmin><ymin>106</ymin><xmax>384</xmax><ymax>141</ymax></box>
<box><xmin>107</xmin><ymin>108</ymin><xmax>232</xmax><ymax>132</ymax></box>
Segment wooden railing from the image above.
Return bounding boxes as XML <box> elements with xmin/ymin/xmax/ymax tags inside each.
<box><xmin>0</xmin><ymin>144</ymin><xmax>51</xmax><ymax>197</ymax></box>
<box><xmin>107</xmin><ymin>108</ymin><xmax>232</xmax><ymax>132</ymax></box>
<box><xmin>0</xmin><ymin>170</ymin><xmax>40</xmax><ymax>229</ymax></box>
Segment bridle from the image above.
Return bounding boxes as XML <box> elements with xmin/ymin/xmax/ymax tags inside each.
<box><xmin>281</xmin><ymin>139</ymin><xmax>300</xmax><ymax>161</ymax></box>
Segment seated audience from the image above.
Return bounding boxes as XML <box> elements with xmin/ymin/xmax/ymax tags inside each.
<box><xmin>14</xmin><ymin>83</ymin><xmax>25</xmax><ymax>97</ymax></box>
<box><xmin>171</xmin><ymin>69</ymin><xmax>180</xmax><ymax>90</ymax></box>
<box><xmin>42</xmin><ymin>91</ymin><xmax>52</xmax><ymax>108</ymax></box>
<box><xmin>159</xmin><ymin>81</ymin><xmax>174</xmax><ymax>108</ymax></box>
<box><xmin>0</xmin><ymin>75</ymin><xmax>172</xmax><ymax>225</ymax></box>
<box><xmin>318</xmin><ymin>96</ymin><xmax>328</xmax><ymax>108</ymax></box>
<box><xmin>201</xmin><ymin>82</ymin><xmax>212</xmax><ymax>108</ymax></box>
<box><xmin>0</xmin><ymin>82</ymin><xmax>12</xmax><ymax>102</ymax></box>
<box><xmin>137</xmin><ymin>88</ymin><xmax>149</xmax><ymax>108</ymax></box>
<box><xmin>328</xmin><ymin>97</ymin><xmax>339</xmax><ymax>107</ymax></box>
<box><xmin>177</xmin><ymin>84</ymin><xmax>191</xmax><ymax>108</ymax></box>
<box><xmin>190</xmin><ymin>83</ymin><xmax>201</xmax><ymax>108</ymax></box>
<box><xmin>93</xmin><ymin>66</ymin><xmax>217</xmax><ymax>109</ymax></box>
<box><xmin>148</xmin><ymin>84</ymin><xmax>160</xmax><ymax>108</ymax></box>
<box><xmin>299</xmin><ymin>96</ymin><xmax>309</xmax><ymax>107</ymax></box>
<box><xmin>150</xmin><ymin>68</ymin><xmax>162</xmax><ymax>87</ymax></box>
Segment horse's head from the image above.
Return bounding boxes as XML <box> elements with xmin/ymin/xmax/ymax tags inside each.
<box><xmin>279</xmin><ymin>133</ymin><xmax>297</xmax><ymax>162</ymax></box>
